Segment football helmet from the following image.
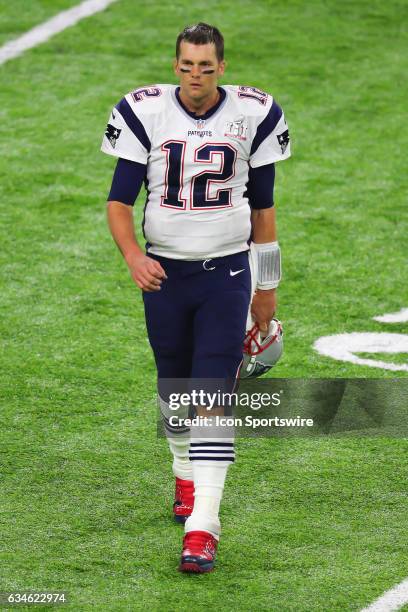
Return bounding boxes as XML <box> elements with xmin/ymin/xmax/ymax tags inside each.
<box><xmin>240</xmin><ymin>318</ymin><xmax>283</xmax><ymax>379</ymax></box>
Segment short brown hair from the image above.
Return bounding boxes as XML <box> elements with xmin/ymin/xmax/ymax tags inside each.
<box><xmin>176</xmin><ymin>23</ymin><xmax>224</xmax><ymax>62</ymax></box>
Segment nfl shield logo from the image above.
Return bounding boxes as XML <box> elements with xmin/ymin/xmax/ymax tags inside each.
<box><xmin>196</xmin><ymin>119</ymin><xmax>206</xmax><ymax>130</ymax></box>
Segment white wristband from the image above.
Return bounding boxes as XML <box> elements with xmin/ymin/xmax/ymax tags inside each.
<box><xmin>253</xmin><ymin>241</ymin><xmax>281</xmax><ymax>289</ymax></box>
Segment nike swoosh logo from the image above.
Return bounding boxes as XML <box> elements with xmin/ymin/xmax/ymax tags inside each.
<box><xmin>230</xmin><ymin>269</ymin><xmax>245</xmax><ymax>276</ymax></box>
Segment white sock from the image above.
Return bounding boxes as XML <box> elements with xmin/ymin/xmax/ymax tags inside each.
<box><xmin>167</xmin><ymin>435</ymin><xmax>193</xmax><ymax>481</ymax></box>
<box><xmin>160</xmin><ymin>396</ymin><xmax>193</xmax><ymax>481</ymax></box>
<box><xmin>185</xmin><ymin>461</ymin><xmax>231</xmax><ymax>539</ymax></box>
<box><xmin>185</xmin><ymin>431</ymin><xmax>235</xmax><ymax>539</ymax></box>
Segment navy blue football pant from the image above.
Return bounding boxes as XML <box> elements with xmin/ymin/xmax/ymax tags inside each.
<box><xmin>143</xmin><ymin>251</ymin><xmax>251</xmax><ymax>382</ymax></box>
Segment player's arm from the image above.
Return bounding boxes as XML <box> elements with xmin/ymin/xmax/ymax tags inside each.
<box><xmin>107</xmin><ymin>158</ymin><xmax>167</xmax><ymax>292</ymax></box>
<box><xmin>102</xmin><ymin>98</ymin><xmax>166</xmax><ymax>291</ymax></box>
<box><xmin>247</xmin><ymin>96</ymin><xmax>290</xmax><ymax>332</ymax></box>
<box><xmin>248</xmin><ymin>163</ymin><xmax>279</xmax><ymax>332</ymax></box>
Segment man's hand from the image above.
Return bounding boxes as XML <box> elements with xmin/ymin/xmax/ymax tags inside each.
<box><xmin>106</xmin><ymin>201</ymin><xmax>167</xmax><ymax>291</ymax></box>
<box><xmin>250</xmin><ymin>288</ymin><xmax>277</xmax><ymax>333</ymax></box>
<box><xmin>125</xmin><ymin>251</ymin><xmax>167</xmax><ymax>292</ymax></box>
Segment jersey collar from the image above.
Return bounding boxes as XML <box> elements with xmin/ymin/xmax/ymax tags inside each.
<box><xmin>174</xmin><ymin>86</ymin><xmax>227</xmax><ymax>121</ymax></box>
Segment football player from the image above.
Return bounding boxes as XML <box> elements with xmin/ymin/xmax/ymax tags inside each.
<box><xmin>101</xmin><ymin>22</ymin><xmax>291</xmax><ymax>573</ymax></box>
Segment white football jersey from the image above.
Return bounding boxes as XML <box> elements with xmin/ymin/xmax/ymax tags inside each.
<box><xmin>101</xmin><ymin>84</ymin><xmax>290</xmax><ymax>260</ymax></box>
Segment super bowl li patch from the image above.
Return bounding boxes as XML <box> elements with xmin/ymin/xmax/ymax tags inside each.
<box><xmin>224</xmin><ymin>115</ymin><xmax>248</xmax><ymax>140</ymax></box>
<box><xmin>105</xmin><ymin>124</ymin><xmax>121</xmax><ymax>148</ymax></box>
<box><xmin>277</xmin><ymin>129</ymin><xmax>290</xmax><ymax>154</ymax></box>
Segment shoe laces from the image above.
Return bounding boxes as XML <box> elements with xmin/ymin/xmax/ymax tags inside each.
<box><xmin>183</xmin><ymin>530</ymin><xmax>216</xmax><ymax>552</ymax></box>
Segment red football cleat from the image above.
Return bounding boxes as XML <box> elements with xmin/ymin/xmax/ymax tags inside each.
<box><xmin>179</xmin><ymin>530</ymin><xmax>218</xmax><ymax>573</ymax></box>
<box><xmin>173</xmin><ymin>477</ymin><xmax>194</xmax><ymax>524</ymax></box>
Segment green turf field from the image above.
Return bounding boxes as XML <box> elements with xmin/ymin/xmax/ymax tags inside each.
<box><xmin>1</xmin><ymin>0</ymin><xmax>407</xmax><ymax>610</ymax></box>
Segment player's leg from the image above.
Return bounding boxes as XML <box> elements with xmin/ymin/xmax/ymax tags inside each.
<box><xmin>180</xmin><ymin>252</ymin><xmax>251</xmax><ymax>572</ymax></box>
<box><xmin>158</xmin><ymin>392</ymin><xmax>194</xmax><ymax>523</ymax></box>
<box><xmin>143</xmin><ymin>282</ymin><xmax>194</xmax><ymax>380</ymax></box>
<box><xmin>143</xmin><ymin>257</ymin><xmax>195</xmax><ymax>519</ymax></box>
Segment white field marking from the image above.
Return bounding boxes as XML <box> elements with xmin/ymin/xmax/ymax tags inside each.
<box><xmin>373</xmin><ymin>308</ymin><xmax>408</xmax><ymax>324</ymax></box>
<box><xmin>0</xmin><ymin>0</ymin><xmax>118</xmax><ymax>66</ymax></box>
<box><xmin>361</xmin><ymin>578</ymin><xmax>408</xmax><ymax>611</ymax></box>
<box><xmin>313</xmin><ymin>332</ymin><xmax>408</xmax><ymax>372</ymax></box>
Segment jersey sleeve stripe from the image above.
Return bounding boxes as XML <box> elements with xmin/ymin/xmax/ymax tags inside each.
<box><xmin>250</xmin><ymin>100</ymin><xmax>283</xmax><ymax>156</ymax></box>
<box><xmin>115</xmin><ymin>97</ymin><xmax>151</xmax><ymax>152</ymax></box>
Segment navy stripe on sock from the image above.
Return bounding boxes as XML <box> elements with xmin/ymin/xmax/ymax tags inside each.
<box><xmin>189</xmin><ymin>449</ymin><xmax>234</xmax><ymax>454</ymax></box>
<box><xmin>190</xmin><ymin>456</ymin><xmax>235</xmax><ymax>462</ymax></box>
<box><xmin>190</xmin><ymin>442</ymin><xmax>234</xmax><ymax>447</ymax></box>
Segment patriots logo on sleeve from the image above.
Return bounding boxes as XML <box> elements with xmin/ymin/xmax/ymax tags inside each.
<box><xmin>105</xmin><ymin>123</ymin><xmax>122</xmax><ymax>148</ymax></box>
<box><xmin>277</xmin><ymin>129</ymin><xmax>290</xmax><ymax>154</ymax></box>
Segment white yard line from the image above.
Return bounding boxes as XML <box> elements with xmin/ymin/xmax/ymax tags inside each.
<box><xmin>361</xmin><ymin>579</ymin><xmax>408</xmax><ymax>612</ymax></box>
<box><xmin>0</xmin><ymin>0</ymin><xmax>118</xmax><ymax>66</ymax></box>
<box><xmin>373</xmin><ymin>308</ymin><xmax>408</xmax><ymax>324</ymax></box>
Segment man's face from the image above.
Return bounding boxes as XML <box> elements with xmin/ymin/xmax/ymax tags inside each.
<box><xmin>174</xmin><ymin>41</ymin><xmax>225</xmax><ymax>102</ymax></box>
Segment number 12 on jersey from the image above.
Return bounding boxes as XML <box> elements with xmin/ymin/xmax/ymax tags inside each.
<box><xmin>161</xmin><ymin>140</ymin><xmax>237</xmax><ymax>210</ymax></box>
